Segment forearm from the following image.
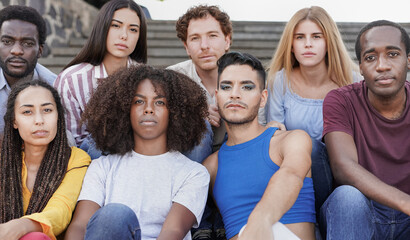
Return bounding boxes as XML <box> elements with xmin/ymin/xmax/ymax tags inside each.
<box><xmin>333</xmin><ymin>160</ymin><xmax>410</xmax><ymax>215</ymax></box>
<box><xmin>64</xmin><ymin>200</ymin><xmax>100</xmax><ymax>240</ymax></box>
<box><xmin>158</xmin><ymin>202</ymin><xmax>196</xmax><ymax>240</ymax></box>
<box><xmin>249</xmin><ymin>168</ymin><xmax>304</xmax><ymax>225</ymax></box>
<box><xmin>326</xmin><ymin>132</ymin><xmax>410</xmax><ymax>215</ymax></box>
<box><xmin>64</xmin><ymin>222</ymin><xmax>87</xmax><ymax>240</ymax></box>
<box><xmin>157</xmin><ymin>229</ymin><xmax>187</xmax><ymax>240</ymax></box>
<box><xmin>0</xmin><ymin>218</ymin><xmax>42</xmax><ymax>239</ymax></box>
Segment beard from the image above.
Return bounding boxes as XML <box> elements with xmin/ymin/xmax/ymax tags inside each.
<box><xmin>0</xmin><ymin>56</ymin><xmax>37</xmax><ymax>79</ymax></box>
<box><xmin>219</xmin><ymin>100</ymin><xmax>260</xmax><ymax>126</ymax></box>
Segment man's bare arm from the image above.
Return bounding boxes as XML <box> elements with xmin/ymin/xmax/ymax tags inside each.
<box><xmin>239</xmin><ymin>130</ymin><xmax>312</xmax><ymax>240</ymax></box>
<box><xmin>325</xmin><ymin>131</ymin><xmax>410</xmax><ymax>215</ymax></box>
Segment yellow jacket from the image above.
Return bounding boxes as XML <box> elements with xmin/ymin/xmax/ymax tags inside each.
<box><xmin>21</xmin><ymin>147</ymin><xmax>91</xmax><ymax>240</ymax></box>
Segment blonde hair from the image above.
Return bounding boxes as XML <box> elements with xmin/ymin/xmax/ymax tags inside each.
<box><xmin>268</xmin><ymin>6</ymin><xmax>358</xmax><ymax>89</ymax></box>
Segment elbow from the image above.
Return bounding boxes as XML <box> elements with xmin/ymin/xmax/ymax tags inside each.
<box><xmin>330</xmin><ymin>160</ymin><xmax>355</xmax><ymax>186</ymax></box>
<box><xmin>275</xmin><ymin>167</ymin><xmax>305</xmax><ymax>189</ymax></box>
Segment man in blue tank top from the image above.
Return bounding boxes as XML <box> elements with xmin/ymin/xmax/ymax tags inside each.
<box><xmin>203</xmin><ymin>52</ymin><xmax>316</xmax><ymax>240</ymax></box>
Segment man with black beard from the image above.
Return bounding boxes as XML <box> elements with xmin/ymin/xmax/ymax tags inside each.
<box><xmin>203</xmin><ymin>52</ymin><xmax>316</xmax><ymax>240</ymax></box>
<box><xmin>0</xmin><ymin>5</ymin><xmax>56</xmax><ymax>144</ymax></box>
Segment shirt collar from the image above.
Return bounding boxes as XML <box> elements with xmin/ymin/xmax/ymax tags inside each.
<box><xmin>94</xmin><ymin>62</ymin><xmax>108</xmax><ymax>79</ymax></box>
<box><xmin>0</xmin><ymin>66</ymin><xmax>40</xmax><ymax>91</ymax></box>
<box><xmin>94</xmin><ymin>58</ymin><xmax>136</xmax><ymax>79</ymax></box>
<box><xmin>0</xmin><ymin>68</ymin><xmax>8</xmax><ymax>91</ymax></box>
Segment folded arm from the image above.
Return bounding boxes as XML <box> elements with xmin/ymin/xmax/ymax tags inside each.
<box><xmin>325</xmin><ymin>131</ymin><xmax>410</xmax><ymax>215</ymax></box>
<box><xmin>239</xmin><ymin>130</ymin><xmax>312</xmax><ymax>239</ymax></box>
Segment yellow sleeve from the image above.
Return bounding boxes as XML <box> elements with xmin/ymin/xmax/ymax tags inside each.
<box><xmin>22</xmin><ymin>147</ymin><xmax>91</xmax><ymax>240</ymax></box>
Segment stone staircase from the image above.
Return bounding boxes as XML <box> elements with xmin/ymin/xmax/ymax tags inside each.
<box><xmin>39</xmin><ymin>20</ymin><xmax>410</xmax><ymax>75</ymax></box>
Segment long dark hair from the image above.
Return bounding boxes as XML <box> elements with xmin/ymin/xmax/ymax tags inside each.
<box><xmin>64</xmin><ymin>0</ymin><xmax>147</xmax><ymax>69</ymax></box>
<box><xmin>0</xmin><ymin>80</ymin><xmax>71</xmax><ymax>222</ymax></box>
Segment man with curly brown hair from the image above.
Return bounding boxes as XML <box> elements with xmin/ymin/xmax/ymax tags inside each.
<box><xmin>168</xmin><ymin>5</ymin><xmax>232</xmax><ymax>162</ymax></box>
<box><xmin>64</xmin><ymin>65</ymin><xmax>210</xmax><ymax>240</ymax></box>
<box><xmin>167</xmin><ymin>6</ymin><xmax>232</xmax><ymax>239</ymax></box>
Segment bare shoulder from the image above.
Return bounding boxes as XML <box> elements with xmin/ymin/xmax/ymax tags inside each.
<box><xmin>272</xmin><ymin>129</ymin><xmax>311</xmax><ymax>147</ymax></box>
<box><xmin>202</xmin><ymin>151</ymin><xmax>219</xmax><ymax>189</ymax></box>
<box><xmin>269</xmin><ymin>129</ymin><xmax>312</xmax><ymax>172</ymax></box>
<box><xmin>202</xmin><ymin>151</ymin><xmax>219</xmax><ymax>178</ymax></box>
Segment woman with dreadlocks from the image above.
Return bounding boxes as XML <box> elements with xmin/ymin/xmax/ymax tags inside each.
<box><xmin>0</xmin><ymin>80</ymin><xmax>91</xmax><ymax>240</ymax></box>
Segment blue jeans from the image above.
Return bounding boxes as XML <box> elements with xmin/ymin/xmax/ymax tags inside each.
<box><xmin>85</xmin><ymin>203</ymin><xmax>141</xmax><ymax>240</ymax></box>
<box><xmin>311</xmin><ymin>139</ymin><xmax>333</xmax><ymax>215</ymax></box>
<box><xmin>183</xmin><ymin>120</ymin><xmax>213</xmax><ymax>164</ymax></box>
<box><xmin>320</xmin><ymin>185</ymin><xmax>410</xmax><ymax>240</ymax></box>
<box><xmin>79</xmin><ymin>135</ymin><xmax>103</xmax><ymax>160</ymax></box>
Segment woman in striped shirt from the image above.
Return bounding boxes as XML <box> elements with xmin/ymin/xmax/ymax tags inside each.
<box><xmin>54</xmin><ymin>0</ymin><xmax>147</xmax><ymax>159</ymax></box>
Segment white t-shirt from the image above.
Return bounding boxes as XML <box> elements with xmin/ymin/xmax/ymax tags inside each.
<box><xmin>78</xmin><ymin>150</ymin><xmax>210</xmax><ymax>240</ymax></box>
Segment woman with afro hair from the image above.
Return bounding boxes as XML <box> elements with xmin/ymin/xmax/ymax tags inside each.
<box><xmin>65</xmin><ymin>65</ymin><xmax>210</xmax><ymax>240</ymax></box>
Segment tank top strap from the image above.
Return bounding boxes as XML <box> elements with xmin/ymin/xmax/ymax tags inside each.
<box><xmin>262</xmin><ymin>127</ymin><xmax>278</xmax><ymax>152</ymax></box>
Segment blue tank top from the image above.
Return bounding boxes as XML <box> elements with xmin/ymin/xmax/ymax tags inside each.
<box><xmin>213</xmin><ymin>127</ymin><xmax>315</xmax><ymax>239</ymax></box>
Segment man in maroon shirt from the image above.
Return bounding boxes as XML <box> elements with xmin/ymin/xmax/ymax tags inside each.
<box><xmin>320</xmin><ymin>20</ymin><xmax>410</xmax><ymax>239</ymax></box>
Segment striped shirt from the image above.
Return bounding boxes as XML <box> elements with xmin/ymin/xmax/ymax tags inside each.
<box><xmin>54</xmin><ymin>59</ymin><xmax>136</xmax><ymax>146</ymax></box>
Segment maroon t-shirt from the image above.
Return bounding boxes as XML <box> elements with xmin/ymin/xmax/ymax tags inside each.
<box><xmin>323</xmin><ymin>80</ymin><xmax>410</xmax><ymax>195</ymax></box>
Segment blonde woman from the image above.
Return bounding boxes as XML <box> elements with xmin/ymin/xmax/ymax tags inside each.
<box><xmin>266</xmin><ymin>6</ymin><xmax>360</xmax><ymax>215</ymax></box>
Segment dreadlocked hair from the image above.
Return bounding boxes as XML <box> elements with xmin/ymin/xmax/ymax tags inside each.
<box><xmin>0</xmin><ymin>80</ymin><xmax>71</xmax><ymax>223</ymax></box>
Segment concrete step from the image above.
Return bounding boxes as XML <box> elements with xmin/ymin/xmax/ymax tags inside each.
<box><xmin>51</xmin><ymin>47</ymin><xmax>81</xmax><ymax>57</ymax></box>
<box><xmin>41</xmin><ymin>20</ymin><xmax>410</xmax><ymax>75</ymax></box>
<box><xmin>39</xmin><ymin>57</ymin><xmax>72</xmax><ymax>66</ymax></box>
<box><xmin>52</xmin><ymin>40</ymin><xmax>357</xmax><ymax>59</ymax></box>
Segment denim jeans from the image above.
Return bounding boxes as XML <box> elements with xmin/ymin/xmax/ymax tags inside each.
<box><xmin>320</xmin><ymin>185</ymin><xmax>410</xmax><ymax>240</ymax></box>
<box><xmin>79</xmin><ymin>135</ymin><xmax>103</xmax><ymax>160</ymax></box>
<box><xmin>311</xmin><ymin>139</ymin><xmax>333</xmax><ymax>215</ymax></box>
<box><xmin>183</xmin><ymin>120</ymin><xmax>213</xmax><ymax>164</ymax></box>
<box><xmin>85</xmin><ymin>203</ymin><xmax>141</xmax><ymax>240</ymax></box>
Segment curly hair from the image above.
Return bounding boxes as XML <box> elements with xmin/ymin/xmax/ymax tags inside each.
<box><xmin>82</xmin><ymin>65</ymin><xmax>208</xmax><ymax>155</ymax></box>
<box><xmin>0</xmin><ymin>80</ymin><xmax>71</xmax><ymax>223</ymax></box>
<box><xmin>176</xmin><ymin>5</ymin><xmax>232</xmax><ymax>43</ymax></box>
<box><xmin>0</xmin><ymin>5</ymin><xmax>46</xmax><ymax>45</ymax></box>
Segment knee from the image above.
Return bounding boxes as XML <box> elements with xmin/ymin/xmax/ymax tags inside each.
<box><xmin>86</xmin><ymin>203</ymin><xmax>140</xmax><ymax>240</ymax></box>
<box><xmin>324</xmin><ymin>185</ymin><xmax>370</xmax><ymax>213</ymax></box>
<box><xmin>93</xmin><ymin>203</ymin><xmax>138</xmax><ymax>225</ymax></box>
<box><xmin>88</xmin><ymin>203</ymin><xmax>139</xmax><ymax>230</ymax></box>
<box><xmin>20</xmin><ymin>232</ymin><xmax>51</xmax><ymax>240</ymax></box>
